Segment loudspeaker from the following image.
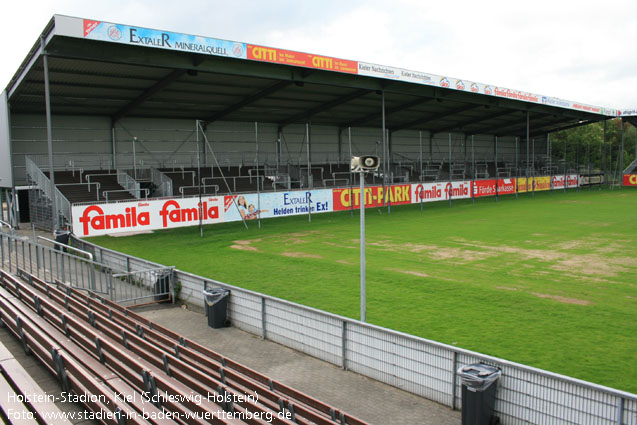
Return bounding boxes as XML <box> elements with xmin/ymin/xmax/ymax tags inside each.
<box><xmin>351</xmin><ymin>156</ymin><xmax>381</xmax><ymax>172</ymax></box>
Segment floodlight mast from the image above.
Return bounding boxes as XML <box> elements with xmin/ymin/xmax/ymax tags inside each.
<box><xmin>352</xmin><ymin>155</ymin><xmax>380</xmax><ymax>322</ymax></box>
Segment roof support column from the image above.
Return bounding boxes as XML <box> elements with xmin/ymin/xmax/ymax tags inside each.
<box><xmin>471</xmin><ymin>135</ymin><xmax>475</xmax><ymax>205</ymax></box>
<box><xmin>515</xmin><ymin>136</ymin><xmax>519</xmax><ymax>199</ymax></box>
<box><xmin>620</xmin><ymin>119</ymin><xmax>625</xmax><ymax>188</ymax></box>
<box><xmin>255</xmin><ymin>121</ymin><xmax>261</xmax><ymax>229</ymax></box>
<box><xmin>526</xmin><ymin>111</ymin><xmax>530</xmax><ymax>196</ymax></box>
<box><xmin>495</xmin><ymin>135</ymin><xmax>499</xmax><ymax>202</ymax></box>
<box><xmin>306</xmin><ymin>122</ymin><xmax>311</xmax><ymax>222</ymax></box>
<box><xmin>381</xmin><ymin>90</ymin><xmax>390</xmax><ymax>214</ymax></box>
<box><xmin>276</xmin><ymin>126</ymin><xmax>282</xmax><ymax>175</ymax></box>
<box><xmin>111</xmin><ymin>125</ymin><xmax>117</xmax><ymax>169</ymax></box>
<box><xmin>602</xmin><ymin>120</ymin><xmax>607</xmax><ymax>187</ymax></box>
<box><xmin>42</xmin><ymin>36</ymin><xmax>58</xmax><ymax>231</ymax></box>
<box><xmin>448</xmin><ymin>132</ymin><xmax>452</xmax><ymax>208</ymax></box>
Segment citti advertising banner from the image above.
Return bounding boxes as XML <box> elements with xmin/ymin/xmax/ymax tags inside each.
<box><xmin>623</xmin><ymin>174</ymin><xmax>637</xmax><ymax>186</ymax></box>
<box><xmin>72</xmin><ymin>197</ymin><xmax>224</xmax><ymax>237</ymax></box>
<box><xmin>332</xmin><ymin>184</ymin><xmax>412</xmax><ymax>211</ymax></box>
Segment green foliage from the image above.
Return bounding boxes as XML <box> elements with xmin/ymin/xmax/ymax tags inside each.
<box><xmin>90</xmin><ymin>189</ymin><xmax>637</xmax><ymax>393</ymax></box>
<box><xmin>550</xmin><ymin>119</ymin><xmax>636</xmax><ymax>172</ymax></box>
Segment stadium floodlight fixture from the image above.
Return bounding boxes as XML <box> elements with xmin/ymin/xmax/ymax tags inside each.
<box><xmin>352</xmin><ymin>156</ymin><xmax>380</xmax><ymax>322</ymax></box>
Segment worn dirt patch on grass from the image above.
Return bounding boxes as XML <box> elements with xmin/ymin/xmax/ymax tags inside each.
<box><xmin>281</xmin><ymin>252</ymin><xmax>323</xmax><ymax>259</ymax></box>
<box><xmin>386</xmin><ymin>268</ymin><xmax>429</xmax><ymax>278</ymax></box>
<box><xmin>532</xmin><ymin>292</ymin><xmax>591</xmax><ymax>305</ymax></box>
<box><xmin>233</xmin><ymin>239</ymin><xmax>261</xmax><ymax>245</ymax></box>
<box><xmin>336</xmin><ymin>259</ymin><xmax>355</xmax><ymax>265</ymax></box>
<box><xmin>230</xmin><ymin>244</ymin><xmax>259</xmax><ymax>252</ymax></box>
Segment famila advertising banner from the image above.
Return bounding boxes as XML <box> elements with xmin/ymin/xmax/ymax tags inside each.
<box><xmin>72</xmin><ymin>197</ymin><xmax>224</xmax><ymax>237</ymax></box>
<box><xmin>71</xmin><ymin>177</ymin><xmax>580</xmax><ymax>237</ymax></box>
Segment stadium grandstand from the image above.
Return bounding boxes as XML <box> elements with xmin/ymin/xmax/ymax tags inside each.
<box><xmin>1</xmin><ymin>15</ymin><xmax>636</xmax><ymax>425</ymax></box>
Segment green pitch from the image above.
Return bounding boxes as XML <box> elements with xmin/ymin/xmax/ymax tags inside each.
<box><xmin>89</xmin><ymin>188</ymin><xmax>637</xmax><ymax>393</ymax></box>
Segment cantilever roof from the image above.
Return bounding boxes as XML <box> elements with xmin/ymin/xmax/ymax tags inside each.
<box><xmin>3</xmin><ymin>15</ymin><xmax>620</xmax><ymax>137</ymax></box>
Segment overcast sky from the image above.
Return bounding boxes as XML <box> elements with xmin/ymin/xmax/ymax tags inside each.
<box><xmin>2</xmin><ymin>0</ymin><xmax>635</xmax><ymax>110</ymax></box>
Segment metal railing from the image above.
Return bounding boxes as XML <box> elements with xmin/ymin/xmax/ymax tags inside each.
<box><xmin>151</xmin><ymin>167</ymin><xmax>173</xmax><ymax>197</ymax></box>
<box><xmin>25</xmin><ymin>156</ymin><xmax>72</xmax><ymax>226</ymax></box>
<box><xmin>104</xmin><ymin>188</ymin><xmax>149</xmax><ymax>202</ymax></box>
<box><xmin>1</xmin><ymin>232</ymin><xmax>174</xmax><ymax>307</ymax></box>
<box><xmin>72</xmin><ymin>236</ymin><xmax>637</xmax><ymax>425</ymax></box>
<box><xmin>117</xmin><ymin>169</ymin><xmax>142</xmax><ymax>198</ymax></box>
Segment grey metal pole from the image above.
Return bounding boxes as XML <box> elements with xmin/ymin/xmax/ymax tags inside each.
<box><xmin>532</xmin><ymin>137</ymin><xmax>535</xmax><ymax>198</ymax></box>
<box><xmin>548</xmin><ymin>134</ymin><xmax>552</xmax><ymax>192</ymax></box>
<box><xmin>564</xmin><ymin>138</ymin><xmax>567</xmax><ymax>193</ymax></box>
<box><xmin>349</xmin><ymin>127</ymin><xmax>354</xmax><ymax>217</ymax></box>
<box><xmin>575</xmin><ymin>139</ymin><xmax>580</xmax><ymax>192</ymax></box>
<box><xmin>196</xmin><ymin>121</ymin><xmax>203</xmax><ymax>238</ymax></box>
<box><xmin>387</xmin><ymin>129</ymin><xmax>391</xmax><ymax>214</ymax></box>
<box><xmin>495</xmin><ymin>135</ymin><xmax>499</xmax><ymax>202</ymax></box>
<box><xmin>620</xmin><ymin>120</ymin><xmax>625</xmax><ymax>188</ymax></box>
<box><xmin>472</xmin><ymin>135</ymin><xmax>475</xmax><ymax>204</ymax></box>
<box><xmin>381</xmin><ymin>91</ymin><xmax>387</xmax><ymax>211</ymax></box>
<box><xmin>133</xmin><ymin>136</ymin><xmax>137</xmax><ymax>180</ymax></box>
<box><xmin>515</xmin><ymin>136</ymin><xmax>520</xmax><ymax>199</ymax></box>
<box><xmin>526</xmin><ymin>112</ymin><xmax>530</xmax><ymax>196</ymax></box>
<box><xmin>419</xmin><ymin>131</ymin><xmax>423</xmax><ymax>183</ymax></box>
<box><xmin>255</xmin><ymin>121</ymin><xmax>261</xmax><ymax>229</ymax></box>
<box><xmin>587</xmin><ymin>135</ymin><xmax>591</xmax><ymax>191</ymax></box>
<box><xmin>42</xmin><ymin>38</ymin><xmax>59</xmax><ymax>231</ymax></box>
<box><xmin>306</xmin><ymin>122</ymin><xmax>312</xmax><ymax>222</ymax></box>
<box><xmin>360</xmin><ymin>169</ymin><xmax>366</xmax><ymax>322</ymax></box>
<box><xmin>602</xmin><ymin>120</ymin><xmax>606</xmax><ymax>190</ymax></box>
<box><xmin>448</xmin><ymin>133</ymin><xmax>452</xmax><ymax>207</ymax></box>
<box><xmin>111</xmin><ymin>126</ymin><xmax>117</xmax><ymax>169</ymax></box>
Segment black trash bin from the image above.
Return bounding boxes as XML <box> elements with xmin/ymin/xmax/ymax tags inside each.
<box><xmin>458</xmin><ymin>363</ymin><xmax>501</xmax><ymax>425</ymax></box>
<box><xmin>53</xmin><ymin>229</ymin><xmax>70</xmax><ymax>252</ymax></box>
<box><xmin>154</xmin><ymin>273</ymin><xmax>171</xmax><ymax>302</ymax></box>
<box><xmin>203</xmin><ymin>288</ymin><xmax>230</xmax><ymax>328</ymax></box>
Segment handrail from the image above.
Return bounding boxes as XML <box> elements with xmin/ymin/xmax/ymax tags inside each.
<box><xmin>0</xmin><ymin>219</ymin><xmax>13</xmax><ymax>230</ymax></box>
<box><xmin>36</xmin><ymin>236</ymin><xmax>93</xmax><ymax>261</ymax></box>
<box><xmin>116</xmin><ymin>169</ymin><xmax>142</xmax><ymax>199</ymax></box>
<box><xmin>25</xmin><ymin>155</ymin><xmax>72</xmax><ymax>226</ymax></box>
<box><xmin>179</xmin><ymin>184</ymin><xmax>219</xmax><ymax>197</ymax></box>
<box><xmin>56</xmin><ymin>182</ymin><xmax>101</xmax><ymax>198</ymax></box>
<box><xmin>103</xmin><ymin>188</ymin><xmax>149</xmax><ymax>202</ymax></box>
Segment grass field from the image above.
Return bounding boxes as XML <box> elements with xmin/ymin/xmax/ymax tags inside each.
<box><xmin>89</xmin><ymin>188</ymin><xmax>637</xmax><ymax>393</ymax></box>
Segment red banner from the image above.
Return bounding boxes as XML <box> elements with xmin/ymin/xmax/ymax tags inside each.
<box><xmin>247</xmin><ymin>45</ymin><xmax>358</xmax><ymax>74</ymax></box>
<box><xmin>624</xmin><ymin>174</ymin><xmax>637</xmax><ymax>186</ymax></box>
<box><xmin>472</xmin><ymin>179</ymin><xmax>516</xmax><ymax>197</ymax></box>
<box><xmin>333</xmin><ymin>185</ymin><xmax>411</xmax><ymax>211</ymax></box>
<box><xmin>497</xmin><ymin>178</ymin><xmax>516</xmax><ymax>194</ymax></box>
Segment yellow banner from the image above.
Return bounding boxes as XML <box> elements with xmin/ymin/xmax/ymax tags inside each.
<box><xmin>517</xmin><ymin>176</ymin><xmax>551</xmax><ymax>192</ymax></box>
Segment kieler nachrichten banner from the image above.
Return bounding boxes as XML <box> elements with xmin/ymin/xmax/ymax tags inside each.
<box><xmin>72</xmin><ymin>177</ymin><xmax>579</xmax><ymax>237</ymax></box>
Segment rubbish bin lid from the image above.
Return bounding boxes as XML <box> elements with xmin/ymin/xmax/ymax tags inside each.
<box><xmin>204</xmin><ymin>288</ymin><xmax>229</xmax><ymax>295</ymax></box>
<box><xmin>457</xmin><ymin>363</ymin><xmax>501</xmax><ymax>391</ymax></box>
